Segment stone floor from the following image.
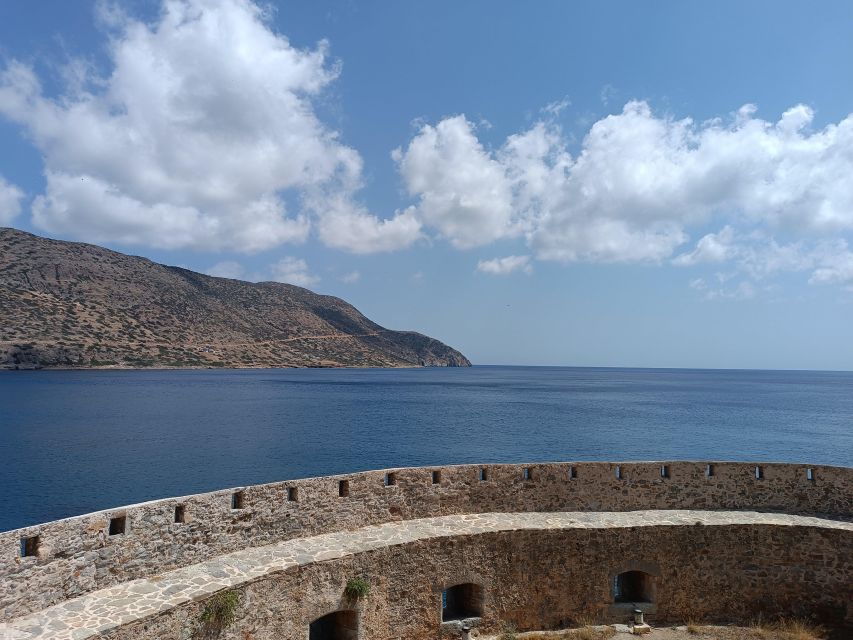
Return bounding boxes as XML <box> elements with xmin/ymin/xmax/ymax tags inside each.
<box><xmin>481</xmin><ymin>624</ymin><xmax>831</xmax><ymax>639</ymax></box>
<box><xmin>1</xmin><ymin>510</ymin><xmax>849</xmax><ymax>640</ymax></box>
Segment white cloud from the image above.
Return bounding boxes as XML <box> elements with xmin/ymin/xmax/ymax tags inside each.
<box><xmin>5</xmin><ymin>0</ymin><xmax>853</xmax><ymax>295</ymax></box>
<box><xmin>340</xmin><ymin>270</ymin><xmax>360</xmax><ymax>283</ymax></box>
<box><xmin>689</xmin><ymin>277</ymin><xmax>756</xmax><ymax>301</ymax></box>
<box><xmin>394</xmin><ymin>115</ymin><xmax>515</xmax><ymax>248</ymax></box>
<box><xmin>677</xmin><ymin>229</ymin><xmax>853</xmax><ymax>294</ymax></box>
<box><xmin>395</xmin><ymin>100</ymin><xmax>853</xmax><ymax>286</ymax></box>
<box><xmin>0</xmin><ymin>176</ymin><xmax>24</xmax><ymax>225</ymax></box>
<box><xmin>673</xmin><ymin>227</ymin><xmax>813</xmax><ymax>280</ymax></box>
<box><xmin>206</xmin><ymin>260</ymin><xmax>245</xmax><ymax>280</ymax></box>
<box><xmin>809</xmin><ymin>242</ymin><xmax>853</xmax><ymax>288</ymax></box>
<box><xmin>0</xmin><ymin>0</ymin><xmax>410</xmax><ymax>253</ymax></box>
<box><xmin>313</xmin><ymin>194</ymin><xmax>421</xmax><ymax>254</ymax></box>
<box><xmin>715</xmin><ymin>281</ymin><xmax>756</xmax><ymax>301</ymax></box>
<box><xmin>673</xmin><ymin>226</ymin><xmax>738</xmax><ymax>266</ymax></box>
<box><xmin>269</xmin><ymin>256</ymin><xmax>319</xmax><ymax>287</ymax></box>
<box><xmin>542</xmin><ymin>97</ymin><xmax>570</xmax><ymax>116</ymax></box>
<box><xmin>476</xmin><ymin>255</ymin><xmax>532</xmax><ymax>275</ymax></box>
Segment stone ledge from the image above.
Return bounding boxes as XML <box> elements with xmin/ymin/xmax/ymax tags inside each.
<box><xmin>1</xmin><ymin>510</ymin><xmax>850</xmax><ymax>640</ymax></box>
<box><xmin>4</xmin><ymin>460</ymin><xmax>850</xmax><ymax>623</ymax></box>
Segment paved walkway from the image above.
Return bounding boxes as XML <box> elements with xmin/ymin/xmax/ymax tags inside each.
<box><xmin>1</xmin><ymin>510</ymin><xmax>850</xmax><ymax>640</ymax></box>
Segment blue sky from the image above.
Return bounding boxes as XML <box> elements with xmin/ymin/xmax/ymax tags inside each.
<box><xmin>2</xmin><ymin>0</ymin><xmax>853</xmax><ymax>369</ymax></box>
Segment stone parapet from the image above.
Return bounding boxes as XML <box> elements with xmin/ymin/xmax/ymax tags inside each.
<box><xmin>1</xmin><ymin>461</ymin><xmax>850</xmax><ymax>622</ymax></box>
<box><xmin>1</xmin><ymin>510</ymin><xmax>850</xmax><ymax>639</ymax></box>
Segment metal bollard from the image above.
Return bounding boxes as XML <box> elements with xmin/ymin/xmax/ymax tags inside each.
<box><xmin>461</xmin><ymin>625</ymin><xmax>471</xmax><ymax>640</ymax></box>
<box><xmin>633</xmin><ymin>609</ymin><xmax>644</xmax><ymax>625</ymax></box>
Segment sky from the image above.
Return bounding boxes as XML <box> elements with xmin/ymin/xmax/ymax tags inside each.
<box><xmin>1</xmin><ymin>1</ymin><xmax>853</xmax><ymax>369</ymax></box>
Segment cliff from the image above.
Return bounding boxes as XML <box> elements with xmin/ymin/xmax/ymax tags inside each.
<box><xmin>0</xmin><ymin>228</ymin><xmax>471</xmax><ymax>369</ymax></box>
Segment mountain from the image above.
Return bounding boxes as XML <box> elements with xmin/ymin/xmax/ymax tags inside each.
<box><xmin>0</xmin><ymin>228</ymin><xmax>471</xmax><ymax>369</ymax></box>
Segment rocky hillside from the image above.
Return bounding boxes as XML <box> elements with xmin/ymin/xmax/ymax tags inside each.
<box><xmin>0</xmin><ymin>228</ymin><xmax>470</xmax><ymax>369</ymax></box>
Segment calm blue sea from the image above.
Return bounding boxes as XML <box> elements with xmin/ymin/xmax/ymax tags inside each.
<box><xmin>1</xmin><ymin>366</ymin><xmax>851</xmax><ymax>531</ymax></box>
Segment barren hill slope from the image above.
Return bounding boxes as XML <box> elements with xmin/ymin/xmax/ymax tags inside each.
<box><xmin>0</xmin><ymin>228</ymin><xmax>471</xmax><ymax>369</ymax></box>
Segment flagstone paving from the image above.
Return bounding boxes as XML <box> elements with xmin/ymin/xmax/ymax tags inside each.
<box><xmin>1</xmin><ymin>510</ymin><xmax>850</xmax><ymax>640</ymax></box>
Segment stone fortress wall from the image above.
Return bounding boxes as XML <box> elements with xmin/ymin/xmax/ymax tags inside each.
<box><xmin>1</xmin><ymin>461</ymin><xmax>851</xmax><ymax>639</ymax></box>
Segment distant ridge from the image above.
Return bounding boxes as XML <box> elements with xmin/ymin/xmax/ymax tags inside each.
<box><xmin>0</xmin><ymin>228</ymin><xmax>471</xmax><ymax>369</ymax></box>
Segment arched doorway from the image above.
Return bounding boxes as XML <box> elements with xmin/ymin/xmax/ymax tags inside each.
<box><xmin>309</xmin><ymin>610</ymin><xmax>358</xmax><ymax>640</ymax></box>
<box><xmin>441</xmin><ymin>583</ymin><xmax>483</xmax><ymax>622</ymax></box>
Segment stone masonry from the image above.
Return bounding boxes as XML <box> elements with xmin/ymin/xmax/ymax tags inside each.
<box><xmin>0</xmin><ymin>462</ymin><xmax>851</xmax><ymax>639</ymax></box>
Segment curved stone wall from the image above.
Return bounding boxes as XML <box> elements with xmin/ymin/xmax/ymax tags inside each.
<box><xmin>109</xmin><ymin>517</ymin><xmax>852</xmax><ymax>639</ymax></box>
<box><xmin>2</xmin><ymin>511</ymin><xmax>851</xmax><ymax>639</ymax></box>
<box><xmin>1</xmin><ymin>461</ymin><xmax>851</xmax><ymax>624</ymax></box>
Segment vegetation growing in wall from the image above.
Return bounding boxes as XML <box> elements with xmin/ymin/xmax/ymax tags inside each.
<box><xmin>344</xmin><ymin>577</ymin><xmax>370</xmax><ymax>600</ymax></box>
<box><xmin>196</xmin><ymin>589</ymin><xmax>240</xmax><ymax>637</ymax></box>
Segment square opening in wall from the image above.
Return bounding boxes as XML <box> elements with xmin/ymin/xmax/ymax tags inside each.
<box><xmin>339</xmin><ymin>479</ymin><xmax>350</xmax><ymax>497</ymax></box>
<box><xmin>231</xmin><ymin>491</ymin><xmax>244</xmax><ymax>510</ymax></box>
<box><xmin>174</xmin><ymin>505</ymin><xmax>185</xmax><ymax>523</ymax></box>
<box><xmin>615</xmin><ymin>466</ymin><xmax>622</xmax><ymax>479</ymax></box>
<box><xmin>442</xmin><ymin>583</ymin><xmax>483</xmax><ymax>622</ymax></box>
<box><xmin>755</xmin><ymin>466</ymin><xmax>764</xmax><ymax>480</ymax></box>
<box><xmin>806</xmin><ymin>468</ymin><xmax>815</xmax><ymax>482</ymax></box>
<box><xmin>569</xmin><ymin>466</ymin><xmax>577</xmax><ymax>479</ymax></box>
<box><xmin>523</xmin><ymin>467</ymin><xmax>532</xmax><ymax>481</ymax></box>
<box><xmin>109</xmin><ymin>516</ymin><xmax>126</xmax><ymax>536</ymax></box>
<box><xmin>660</xmin><ymin>465</ymin><xmax>670</xmax><ymax>478</ymax></box>
<box><xmin>385</xmin><ymin>472</ymin><xmax>397</xmax><ymax>487</ymax></box>
<box><xmin>288</xmin><ymin>487</ymin><xmax>298</xmax><ymax>501</ymax></box>
<box><xmin>20</xmin><ymin>535</ymin><xmax>39</xmax><ymax>558</ymax></box>
<box><xmin>432</xmin><ymin>470</ymin><xmax>441</xmax><ymax>484</ymax></box>
<box><xmin>479</xmin><ymin>468</ymin><xmax>488</xmax><ymax>481</ymax></box>
<box><xmin>706</xmin><ymin>464</ymin><xmax>715</xmax><ymax>477</ymax></box>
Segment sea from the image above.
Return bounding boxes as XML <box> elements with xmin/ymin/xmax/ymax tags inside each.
<box><xmin>1</xmin><ymin>365</ymin><xmax>851</xmax><ymax>532</ymax></box>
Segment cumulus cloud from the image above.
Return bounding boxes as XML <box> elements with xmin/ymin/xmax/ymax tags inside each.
<box><xmin>476</xmin><ymin>255</ymin><xmax>532</xmax><ymax>275</ymax></box>
<box><xmin>673</xmin><ymin>227</ymin><xmax>814</xmax><ymax>279</ymax></box>
<box><xmin>0</xmin><ymin>0</ymin><xmax>411</xmax><ymax>253</ymax></box>
<box><xmin>672</xmin><ymin>227</ymin><xmax>738</xmax><ymax>266</ymax></box>
<box><xmin>206</xmin><ymin>261</ymin><xmax>245</xmax><ymax>280</ymax></box>
<box><xmin>394</xmin><ymin>116</ymin><xmax>515</xmax><ymax>248</ymax></box>
<box><xmin>5</xmin><ymin>1</ymin><xmax>853</xmax><ymax>294</ymax></box>
<box><xmin>0</xmin><ymin>176</ymin><xmax>24</xmax><ymax>225</ymax></box>
<box><xmin>675</xmin><ymin>229</ymin><xmax>853</xmax><ymax>293</ymax></box>
<box><xmin>810</xmin><ymin>261</ymin><xmax>853</xmax><ymax>287</ymax></box>
<box><xmin>269</xmin><ymin>256</ymin><xmax>319</xmax><ymax>287</ymax></box>
<box><xmin>313</xmin><ymin>194</ymin><xmax>421</xmax><ymax>253</ymax></box>
<box><xmin>394</xmin><ymin>100</ymin><xmax>853</xmax><ymax>291</ymax></box>
<box><xmin>340</xmin><ymin>270</ymin><xmax>360</xmax><ymax>284</ymax></box>
<box><xmin>526</xmin><ymin>101</ymin><xmax>853</xmax><ymax>263</ymax></box>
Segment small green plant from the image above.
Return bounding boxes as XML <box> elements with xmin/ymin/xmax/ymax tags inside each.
<box><xmin>344</xmin><ymin>577</ymin><xmax>370</xmax><ymax>600</ymax></box>
<box><xmin>199</xmin><ymin>589</ymin><xmax>240</xmax><ymax>632</ymax></box>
